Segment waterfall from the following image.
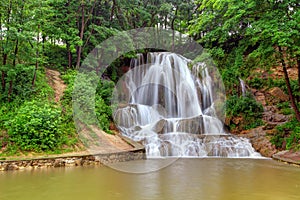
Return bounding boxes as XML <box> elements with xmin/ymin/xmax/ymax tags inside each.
<box><xmin>113</xmin><ymin>52</ymin><xmax>260</xmax><ymax>158</ymax></box>
<box><xmin>239</xmin><ymin>78</ymin><xmax>246</xmax><ymax>97</ymax></box>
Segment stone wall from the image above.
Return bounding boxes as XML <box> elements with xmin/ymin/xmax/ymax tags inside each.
<box><xmin>0</xmin><ymin>149</ymin><xmax>146</xmax><ymax>171</ymax></box>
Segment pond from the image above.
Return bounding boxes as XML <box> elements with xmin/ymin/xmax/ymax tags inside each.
<box><xmin>1</xmin><ymin>158</ymin><xmax>299</xmax><ymax>200</ymax></box>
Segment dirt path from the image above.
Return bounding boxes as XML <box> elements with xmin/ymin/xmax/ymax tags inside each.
<box><xmin>46</xmin><ymin>68</ymin><xmax>67</xmax><ymax>102</ymax></box>
<box><xmin>44</xmin><ymin>68</ymin><xmax>139</xmax><ymax>156</ymax></box>
<box><xmin>78</xmin><ymin>125</ymin><xmax>137</xmax><ymax>154</ymax></box>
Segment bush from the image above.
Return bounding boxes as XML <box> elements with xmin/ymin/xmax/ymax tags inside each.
<box><xmin>95</xmin><ymin>95</ymin><xmax>112</xmax><ymax>133</ymax></box>
<box><xmin>6</xmin><ymin>101</ymin><xmax>63</xmax><ymax>151</ymax></box>
<box><xmin>248</xmin><ymin>77</ymin><xmax>265</xmax><ymax>89</ymax></box>
<box><xmin>226</xmin><ymin>94</ymin><xmax>264</xmax><ymax>130</ymax></box>
<box><xmin>271</xmin><ymin>118</ymin><xmax>300</xmax><ymax>150</ymax></box>
<box><xmin>44</xmin><ymin>43</ymin><xmax>69</xmax><ymax>70</ymax></box>
<box><xmin>61</xmin><ymin>70</ymin><xmax>77</xmax><ymax>106</ymax></box>
<box><xmin>62</xmin><ymin>70</ymin><xmax>115</xmax><ymax>134</ymax></box>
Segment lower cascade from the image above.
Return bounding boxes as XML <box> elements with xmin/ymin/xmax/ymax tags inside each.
<box><xmin>113</xmin><ymin>52</ymin><xmax>260</xmax><ymax>158</ymax></box>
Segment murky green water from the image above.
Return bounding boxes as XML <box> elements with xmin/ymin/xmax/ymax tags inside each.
<box><xmin>1</xmin><ymin>158</ymin><xmax>299</xmax><ymax>200</ymax></box>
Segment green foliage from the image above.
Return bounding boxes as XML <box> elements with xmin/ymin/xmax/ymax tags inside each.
<box><xmin>61</xmin><ymin>70</ymin><xmax>77</xmax><ymax>106</ymax></box>
<box><xmin>44</xmin><ymin>43</ymin><xmax>69</xmax><ymax>70</ymax></box>
<box><xmin>220</xmin><ymin>66</ymin><xmax>240</xmax><ymax>91</ymax></box>
<box><xmin>226</xmin><ymin>94</ymin><xmax>264</xmax><ymax>130</ymax></box>
<box><xmin>72</xmin><ymin>72</ymin><xmax>98</xmax><ymax>126</ymax></box>
<box><xmin>189</xmin><ymin>0</ymin><xmax>300</xmax><ymax>102</ymax></box>
<box><xmin>268</xmin><ymin>78</ymin><xmax>300</xmax><ymax>100</ymax></box>
<box><xmin>277</xmin><ymin>102</ymin><xmax>293</xmax><ymax>115</ymax></box>
<box><xmin>5</xmin><ymin>101</ymin><xmax>64</xmax><ymax>151</ymax></box>
<box><xmin>70</xmin><ymin>70</ymin><xmax>115</xmax><ymax>133</ymax></box>
<box><xmin>271</xmin><ymin>118</ymin><xmax>300</xmax><ymax>150</ymax></box>
<box><xmin>95</xmin><ymin>95</ymin><xmax>112</xmax><ymax>134</ymax></box>
<box><xmin>95</xmin><ymin>79</ymin><xmax>115</xmax><ymax>133</ymax></box>
<box><xmin>0</xmin><ymin>65</ymin><xmax>33</xmax><ymax>101</ymax></box>
<box><xmin>96</xmin><ymin>79</ymin><xmax>115</xmax><ymax>105</ymax></box>
<box><xmin>34</xmin><ymin>69</ymin><xmax>54</xmax><ymax>100</ymax></box>
<box><xmin>248</xmin><ymin>77</ymin><xmax>265</xmax><ymax>90</ymax></box>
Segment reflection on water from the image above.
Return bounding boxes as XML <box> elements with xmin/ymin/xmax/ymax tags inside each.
<box><xmin>0</xmin><ymin>159</ymin><xmax>300</xmax><ymax>200</ymax></box>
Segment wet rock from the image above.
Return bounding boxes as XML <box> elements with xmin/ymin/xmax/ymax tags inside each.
<box><xmin>176</xmin><ymin>115</ymin><xmax>204</xmax><ymax>134</ymax></box>
<box><xmin>65</xmin><ymin>159</ymin><xmax>75</xmax><ymax>167</ymax></box>
<box><xmin>272</xmin><ymin>150</ymin><xmax>300</xmax><ymax>165</ymax></box>
<box><xmin>261</xmin><ymin>104</ymin><xmax>289</xmax><ymax>132</ymax></box>
<box><xmin>253</xmin><ymin>89</ymin><xmax>266</xmax><ymax>106</ymax></box>
<box><xmin>266</xmin><ymin>87</ymin><xmax>289</xmax><ymax>104</ymax></box>
<box><xmin>54</xmin><ymin>159</ymin><xmax>65</xmax><ymax>167</ymax></box>
<box><xmin>152</xmin><ymin>119</ymin><xmax>166</xmax><ymax>134</ymax></box>
<box><xmin>273</xmin><ymin>113</ymin><xmax>288</xmax><ymax>122</ymax></box>
<box><xmin>0</xmin><ymin>163</ymin><xmax>8</xmax><ymax>171</ymax></box>
<box><xmin>264</xmin><ymin>106</ymin><xmax>277</xmax><ymax>112</ymax></box>
<box><xmin>152</xmin><ymin>104</ymin><xmax>167</xmax><ymax>117</ymax></box>
<box><xmin>8</xmin><ymin>164</ymin><xmax>19</xmax><ymax>170</ymax></box>
<box><xmin>75</xmin><ymin>159</ymin><xmax>82</xmax><ymax>166</ymax></box>
<box><xmin>113</xmin><ymin>105</ymin><xmax>137</xmax><ymax>128</ymax></box>
<box><xmin>263</xmin><ymin>122</ymin><xmax>279</xmax><ymax>130</ymax></box>
<box><xmin>251</xmin><ymin>136</ymin><xmax>277</xmax><ymax>157</ymax></box>
<box><xmin>239</xmin><ymin>126</ymin><xmax>277</xmax><ymax>157</ymax></box>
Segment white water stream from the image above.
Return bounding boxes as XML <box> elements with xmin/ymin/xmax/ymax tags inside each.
<box><xmin>113</xmin><ymin>52</ymin><xmax>260</xmax><ymax>158</ymax></box>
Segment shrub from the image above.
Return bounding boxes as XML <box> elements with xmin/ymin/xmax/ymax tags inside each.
<box><xmin>271</xmin><ymin>117</ymin><xmax>300</xmax><ymax>150</ymax></box>
<box><xmin>248</xmin><ymin>77</ymin><xmax>265</xmax><ymax>89</ymax></box>
<box><xmin>95</xmin><ymin>95</ymin><xmax>112</xmax><ymax>133</ymax></box>
<box><xmin>226</xmin><ymin>94</ymin><xmax>264</xmax><ymax>130</ymax></box>
<box><xmin>6</xmin><ymin>101</ymin><xmax>63</xmax><ymax>151</ymax></box>
<box><xmin>61</xmin><ymin>70</ymin><xmax>77</xmax><ymax>106</ymax></box>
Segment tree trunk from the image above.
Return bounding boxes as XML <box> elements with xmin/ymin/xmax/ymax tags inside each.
<box><xmin>76</xmin><ymin>3</ymin><xmax>85</xmax><ymax>69</ymax></box>
<box><xmin>297</xmin><ymin>56</ymin><xmax>300</xmax><ymax>102</ymax></box>
<box><xmin>1</xmin><ymin>71</ymin><xmax>5</xmax><ymax>92</ymax></box>
<box><xmin>8</xmin><ymin>39</ymin><xmax>19</xmax><ymax>102</ymax></box>
<box><xmin>32</xmin><ymin>25</ymin><xmax>40</xmax><ymax>87</ymax></box>
<box><xmin>65</xmin><ymin>0</ymin><xmax>72</xmax><ymax>71</ymax></box>
<box><xmin>42</xmin><ymin>34</ymin><xmax>46</xmax><ymax>53</ymax></box>
<box><xmin>171</xmin><ymin>7</ymin><xmax>178</xmax><ymax>52</ymax></box>
<box><xmin>8</xmin><ymin>80</ymin><xmax>13</xmax><ymax>102</ymax></box>
<box><xmin>110</xmin><ymin>0</ymin><xmax>116</xmax><ymax>22</ymax></box>
<box><xmin>66</xmin><ymin>42</ymin><xmax>72</xmax><ymax>70</ymax></box>
<box><xmin>1</xmin><ymin>1</ymin><xmax>12</xmax><ymax>93</ymax></box>
<box><xmin>279</xmin><ymin>47</ymin><xmax>300</xmax><ymax>121</ymax></box>
<box><xmin>2</xmin><ymin>54</ymin><xmax>7</xmax><ymax>92</ymax></box>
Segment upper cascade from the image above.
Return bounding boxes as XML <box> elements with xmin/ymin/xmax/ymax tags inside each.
<box><xmin>112</xmin><ymin>52</ymin><xmax>260</xmax><ymax>158</ymax></box>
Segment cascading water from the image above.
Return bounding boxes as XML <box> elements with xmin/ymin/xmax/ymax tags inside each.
<box><xmin>113</xmin><ymin>52</ymin><xmax>260</xmax><ymax>158</ymax></box>
<box><xmin>239</xmin><ymin>78</ymin><xmax>247</xmax><ymax>97</ymax></box>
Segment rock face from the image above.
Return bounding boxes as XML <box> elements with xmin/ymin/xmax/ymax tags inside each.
<box><xmin>0</xmin><ymin>150</ymin><xmax>146</xmax><ymax>171</ymax></box>
<box><xmin>236</xmin><ymin>105</ymin><xmax>290</xmax><ymax>157</ymax></box>
<box><xmin>232</xmin><ymin>86</ymin><xmax>292</xmax><ymax>157</ymax></box>
<box><xmin>239</xmin><ymin>127</ymin><xmax>278</xmax><ymax>157</ymax></box>
<box><xmin>175</xmin><ymin>115</ymin><xmax>204</xmax><ymax>134</ymax></box>
<box><xmin>151</xmin><ymin>119</ymin><xmax>166</xmax><ymax>134</ymax></box>
<box><xmin>263</xmin><ymin>106</ymin><xmax>289</xmax><ymax>125</ymax></box>
<box><xmin>266</xmin><ymin>87</ymin><xmax>289</xmax><ymax>104</ymax></box>
<box><xmin>114</xmin><ymin>104</ymin><xmax>206</xmax><ymax>135</ymax></box>
<box><xmin>252</xmin><ymin>89</ymin><xmax>267</xmax><ymax>106</ymax></box>
<box><xmin>253</xmin><ymin>87</ymin><xmax>289</xmax><ymax>106</ymax></box>
<box><xmin>272</xmin><ymin>150</ymin><xmax>300</xmax><ymax>165</ymax></box>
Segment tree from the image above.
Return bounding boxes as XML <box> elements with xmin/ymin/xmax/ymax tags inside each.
<box><xmin>189</xmin><ymin>0</ymin><xmax>300</xmax><ymax>121</ymax></box>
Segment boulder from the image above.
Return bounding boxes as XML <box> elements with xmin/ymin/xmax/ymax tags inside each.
<box><xmin>238</xmin><ymin>126</ymin><xmax>277</xmax><ymax>157</ymax></box>
<box><xmin>152</xmin><ymin>119</ymin><xmax>166</xmax><ymax>134</ymax></box>
<box><xmin>176</xmin><ymin>115</ymin><xmax>204</xmax><ymax>134</ymax></box>
<box><xmin>253</xmin><ymin>90</ymin><xmax>267</xmax><ymax>106</ymax></box>
<box><xmin>267</xmin><ymin>87</ymin><xmax>289</xmax><ymax>104</ymax></box>
<box><xmin>273</xmin><ymin>113</ymin><xmax>288</xmax><ymax>122</ymax></box>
